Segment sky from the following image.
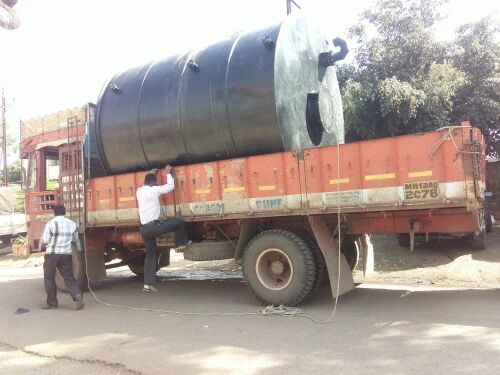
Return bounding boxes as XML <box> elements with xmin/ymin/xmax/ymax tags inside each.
<box><xmin>0</xmin><ymin>0</ymin><xmax>499</xmax><ymax>163</ymax></box>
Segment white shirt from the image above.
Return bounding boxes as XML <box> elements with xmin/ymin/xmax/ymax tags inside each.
<box><xmin>41</xmin><ymin>216</ymin><xmax>79</xmax><ymax>254</ymax></box>
<box><xmin>136</xmin><ymin>173</ymin><xmax>174</xmax><ymax>225</ymax></box>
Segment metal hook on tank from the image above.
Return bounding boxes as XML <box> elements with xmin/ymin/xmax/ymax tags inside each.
<box><xmin>318</xmin><ymin>37</ymin><xmax>349</xmax><ymax>67</ymax></box>
<box><xmin>187</xmin><ymin>59</ymin><xmax>200</xmax><ymax>72</ymax></box>
<box><xmin>109</xmin><ymin>83</ymin><xmax>121</xmax><ymax>94</ymax></box>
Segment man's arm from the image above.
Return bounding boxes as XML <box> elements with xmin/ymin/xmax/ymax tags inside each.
<box><xmin>155</xmin><ymin>165</ymin><xmax>175</xmax><ymax>195</ymax></box>
<box><xmin>40</xmin><ymin>222</ymin><xmax>53</xmax><ymax>251</ymax></box>
<box><xmin>72</xmin><ymin>227</ymin><xmax>82</xmax><ymax>252</ymax></box>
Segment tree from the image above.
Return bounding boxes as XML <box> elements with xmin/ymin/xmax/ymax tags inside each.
<box><xmin>341</xmin><ymin>0</ymin><xmax>470</xmax><ymax>146</ymax></box>
<box><xmin>450</xmin><ymin>17</ymin><xmax>500</xmax><ymax>157</ymax></box>
<box><xmin>8</xmin><ymin>160</ymin><xmax>21</xmax><ymax>183</ymax></box>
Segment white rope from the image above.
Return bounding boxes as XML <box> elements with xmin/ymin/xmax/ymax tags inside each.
<box><xmin>85</xmin><ymin>261</ymin><xmax>337</xmax><ymax>323</ymax></box>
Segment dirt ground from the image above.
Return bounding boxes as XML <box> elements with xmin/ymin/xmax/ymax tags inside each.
<box><xmin>356</xmin><ymin>228</ymin><xmax>500</xmax><ymax>288</ymax></box>
<box><xmin>0</xmin><ymin>226</ymin><xmax>499</xmax><ymax>374</ymax></box>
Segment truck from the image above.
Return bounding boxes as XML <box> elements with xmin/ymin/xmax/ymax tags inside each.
<box><xmin>21</xmin><ymin>107</ymin><xmax>487</xmax><ymax>305</ymax></box>
<box><xmin>20</xmin><ymin>16</ymin><xmax>487</xmax><ymax>306</ymax></box>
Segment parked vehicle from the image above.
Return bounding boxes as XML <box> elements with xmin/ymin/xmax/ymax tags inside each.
<box><xmin>19</xmin><ymin>16</ymin><xmax>487</xmax><ymax>306</ymax></box>
<box><xmin>0</xmin><ymin>186</ymin><xmax>26</xmax><ymax>246</ymax></box>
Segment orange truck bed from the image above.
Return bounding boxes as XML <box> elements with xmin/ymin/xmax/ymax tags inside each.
<box><xmin>87</xmin><ymin>125</ymin><xmax>485</xmax><ymax>235</ymax></box>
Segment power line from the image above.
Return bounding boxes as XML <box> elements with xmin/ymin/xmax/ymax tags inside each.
<box><xmin>1</xmin><ymin>88</ymin><xmax>7</xmax><ymax>186</ymax></box>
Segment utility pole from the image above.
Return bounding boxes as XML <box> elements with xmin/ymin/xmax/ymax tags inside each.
<box><xmin>286</xmin><ymin>0</ymin><xmax>301</xmax><ymax>15</ymax></box>
<box><xmin>1</xmin><ymin>88</ymin><xmax>7</xmax><ymax>186</ymax></box>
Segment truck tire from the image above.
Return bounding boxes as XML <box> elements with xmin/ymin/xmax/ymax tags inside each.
<box><xmin>182</xmin><ymin>241</ymin><xmax>235</xmax><ymax>261</ymax></box>
<box><xmin>485</xmin><ymin>212</ymin><xmax>493</xmax><ymax>233</ymax></box>
<box><xmin>56</xmin><ymin>247</ymin><xmax>88</xmax><ymax>293</ymax></box>
<box><xmin>467</xmin><ymin>230</ymin><xmax>486</xmax><ymax>251</ymax></box>
<box><xmin>128</xmin><ymin>260</ymin><xmax>145</xmax><ymax>276</ymax></box>
<box><xmin>127</xmin><ymin>253</ymin><xmax>161</xmax><ymax>276</ymax></box>
<box><xmin>298</xmin><ymin>235</ymin><xmax>326</xmax><ymax>292</ymax></box>
<box><xmin>242</xmin><ymin>230</ymin><xmax>316</xmax><ymax>306</ymax></box>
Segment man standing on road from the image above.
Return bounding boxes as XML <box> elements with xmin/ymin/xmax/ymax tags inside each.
<box><xmin>137</xmin><ymin>164</ymin><xmax>190</xmax><ymax>293</ymax></box>
<box><xmin>40</xmin><ymin>205</ymin><xmax>84</xmax><ymax>310</ymax></box>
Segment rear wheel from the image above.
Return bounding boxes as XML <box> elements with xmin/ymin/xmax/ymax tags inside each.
<box><xmin>56</xmin><ymin>247</ymin><xmax>87</xmax><ymax>292</ymax></box>
<box><xmin>303</xmin><ymin>237</ymin><xmax>326</xmax><ymax>292</ymax></box>
<box><xmin>243</xmin><ymin>230</ymin><xmax>316</xmax><ymax>306</ymax></box>
<box><xmin>485</xmin><ymin>212</ymin><xmax>493</xmax><ymax>233</ymax></box>
<box><xmin>128</xmin><ymin>259</ymin><xmax>146</xmax><ymax>276</ymax></box>
<box><xmin>467</xmin><ymin>230</ymin><xmax>486</xmax><ymax>250</ymax></box>
<box><xmin>127</xmin><ymin>253</ymin><xmax>161</xmax><ymax>276</ymax></box>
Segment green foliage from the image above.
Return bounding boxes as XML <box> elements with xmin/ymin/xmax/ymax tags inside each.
<box><xmin>341</xmin><ymin>0</ymin><xmax>499</xmax><ymax>156</ymax></box>
<box><xmin>46</xmin><ymin>180</ymin><xmax>59</xmax><ymax>190</ymax></box>
<box><xmin>450</xmin><ymin>16</ymin><xmax>500</xmax><ymax>157</ymax></box>
<box><xmin>12</xmin><ymin>235</ymin><xmax>28</xmax><ymax>246</ymax></box>
<box><xmin>7</xmin><ymin>160</ymin><xmax>21</xmax><ymax>183</ymax></box>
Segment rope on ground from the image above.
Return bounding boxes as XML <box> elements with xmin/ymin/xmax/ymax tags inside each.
<box><xmin>86</xmin><ymin>278</ymin><xmax>334</xmax><ymax>323</ymax></box>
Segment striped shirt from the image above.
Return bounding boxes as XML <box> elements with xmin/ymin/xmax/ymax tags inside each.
<box><xmin>41</xmin><ymin>216</ymin><xmax>79</xmax><ymax>254</ymax></box>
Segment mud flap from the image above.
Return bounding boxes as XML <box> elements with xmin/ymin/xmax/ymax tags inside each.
<box><xmin>85</xmin><ymin>249</ymin><xmax>106</xmax><ymax>282</ymax></box>
<box><xmin>308</xmin><ymin>216</ymin><xmax>354</xmax><ymax>297</ymax></box>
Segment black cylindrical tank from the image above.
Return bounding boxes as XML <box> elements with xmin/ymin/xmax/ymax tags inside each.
<box><xmin>95</xmin><ymin>15</ymin><xmax>345</xmax><ymax>175</ymax></box>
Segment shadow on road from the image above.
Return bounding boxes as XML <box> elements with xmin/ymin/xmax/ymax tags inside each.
<box><xmin>1</xmin><ymin>272</ymin><xmax>500</xmax><ymax>375</ymax></box>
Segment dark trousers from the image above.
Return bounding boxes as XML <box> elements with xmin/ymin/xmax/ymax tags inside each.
<box><xmin>140</xmin><ymin>219</ymin><xmax>187</xmax><ymax>285</ymax></box>
<box><xmin>43</xmin><ymin>254</ymin><xmax>82</xmax><ymax>306</ymax></box>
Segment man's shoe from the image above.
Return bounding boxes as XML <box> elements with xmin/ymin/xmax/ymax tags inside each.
<box><xmin>173</xmin><ymin>240</ymin><xmax>192</xmax><ymax>253</ymax></box>
<box><xmin>143</xmin><ymin>284</ymin><xmax>158</xmax><ymax>293</ymax></box>
<box><xmin>75</xmin><ymin>295</ymin><xmax>84</xmax><ymax>310</ymax></box>
<box><xmin>42</xmin><ymin>304</ymin><xmax>57</xmax><ymax>310</ymax></box>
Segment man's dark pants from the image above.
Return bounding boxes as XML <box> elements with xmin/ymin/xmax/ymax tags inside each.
<box><xmin>140</xmin><ymin>219</ymin><xmax>188</xmax><ymax>285</ymax></box>
<box><xmin>43</xmin><ymin>253</ymin><xmax>82</xmax><ymax>307</ymax></box>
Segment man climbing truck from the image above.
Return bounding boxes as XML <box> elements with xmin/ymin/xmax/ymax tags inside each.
<box><xmin>20</xmin><ymin>15</ymin><xmax>487</xmax><ymax>306</ymax></box>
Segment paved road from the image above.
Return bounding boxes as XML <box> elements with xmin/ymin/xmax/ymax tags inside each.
<box><xmin>0</xmin><ymin>258</ymin><xmax>499</xmax><ymax>375</ymax></box>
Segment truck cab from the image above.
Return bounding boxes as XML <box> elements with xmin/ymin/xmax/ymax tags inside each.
<box><xmin>20</xmin><ymin>106</ymin><xmax>88</xmax><ymax>252</ymax></box>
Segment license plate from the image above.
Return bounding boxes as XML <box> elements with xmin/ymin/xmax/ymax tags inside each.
<box><xmin>404</xmin><ymin>180</ymin><xmax>440</xmax><ymax>200</ymax></box>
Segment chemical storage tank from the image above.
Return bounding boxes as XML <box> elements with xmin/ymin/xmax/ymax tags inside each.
<box><xmin>94</xmin><ymin>14</ymin><xmax>347</xmax><ymax>175</ymax></box>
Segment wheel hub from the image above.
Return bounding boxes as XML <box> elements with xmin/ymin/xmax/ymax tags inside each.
<box><xmin>255</xmin><ymin>248</ymin><xmax>294</xmax><ymax>291</ymax></box>
<box><xmin>271</xmin><ymin>260</ymin><xmax>285</xmax><ymax>274</ymax></box>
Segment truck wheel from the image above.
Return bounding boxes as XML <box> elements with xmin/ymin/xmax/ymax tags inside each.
<box><xmin>128</xmin><ymin>260</ymin><xmax>146</xmax><ymax>276</ymax></box>
<box><xmin>341</xmin><ymin>240</ymin><xmax>359</xmax><ymax>271</ymax></box>
<box><xmin>299</xmin><ymin>235</ymin><xmax>326</xmax><ymax>292</ymax></box>
<box><xmin>127</xmin><ymin>253</ymin><xmax>161</xmax><ymax>276</ymax></box>
<box><xmin>243</xmin><ymin>230</ymin><xmax>316</xmax><ymax>306</ymax></box>
<box><xmin>467</xmin><ymin>230</ymin><xmax>486</xmax><ymax>251</ymax></box>
<box><xmin>485</xmin><ymin>212</ymin><xmax>493</xmax><ymax>233</ymax></box>
<box><xmin>182</xmin><ymin>241</ymin><xmax>235</xmax><ymax>261</ymax></box>
<box><xmin>56</xmin><ymin>247</ymin><xmax>88</xmax><ymax>293</ymax></box>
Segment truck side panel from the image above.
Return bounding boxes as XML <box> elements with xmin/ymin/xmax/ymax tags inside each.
<box><xmin>87</xmin><ymin>127</ymin><xmax>485</xmax><ymax>233</ymax></box>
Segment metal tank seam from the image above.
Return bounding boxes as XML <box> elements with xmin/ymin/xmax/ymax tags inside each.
<box><xmin>136</xmin><ymin>60</ymin><xmax>156</xmax><ymax>168</ymax></box>
<box><xmin>94</xmin><ymin>73</ymin><xmax>118</xmax><ymax>174</ymax></box>
<box><xmin>272</xmin><ymin>21</ymin><xmax>286</xmax><ymax>147</ymax></box>
<box><xmin>177</xmin><ymin>51</ymin><xmax>196</xmax><ymax>163</ymax></box>
<box><xmin>224</xmin><ymin>32</ymin><xmax>243</xmax><ymax>154</ymax></box>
